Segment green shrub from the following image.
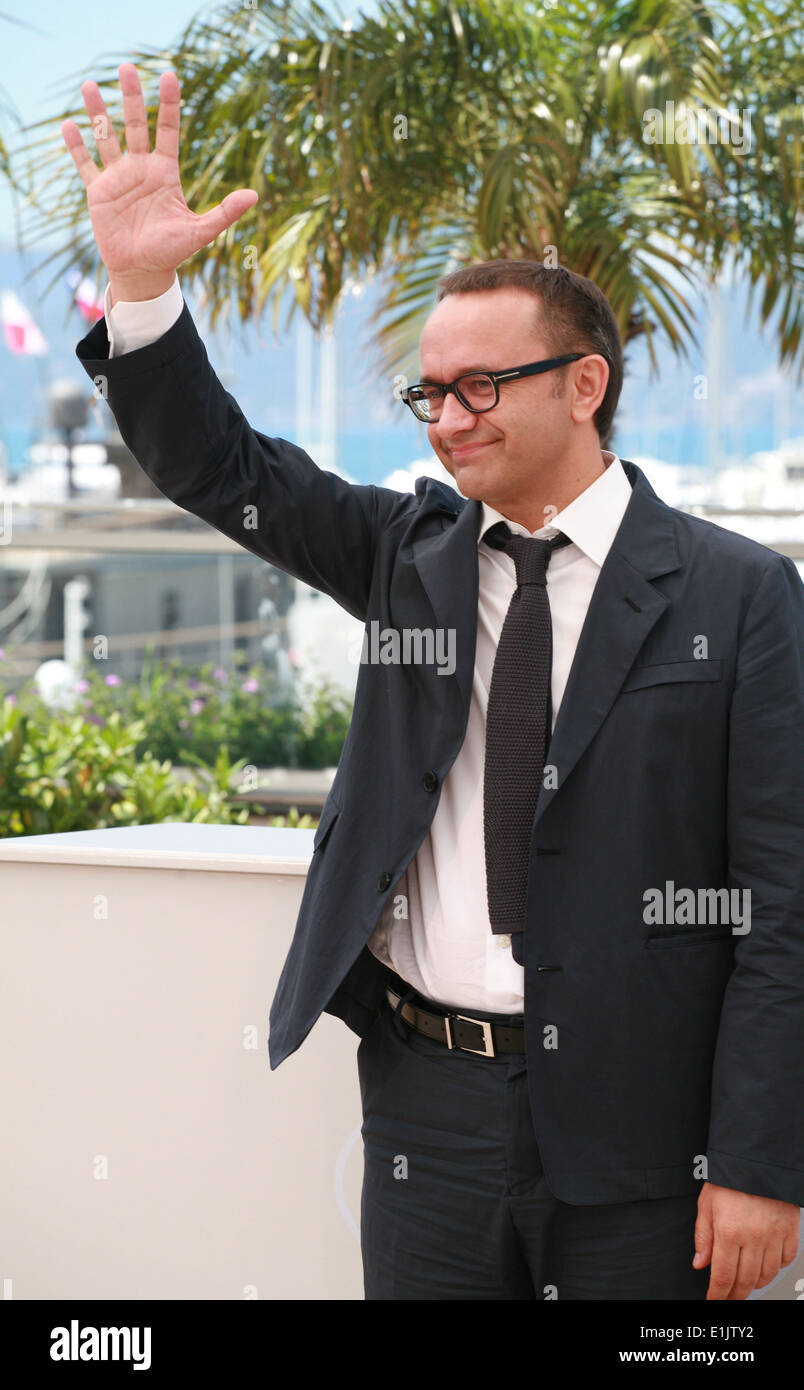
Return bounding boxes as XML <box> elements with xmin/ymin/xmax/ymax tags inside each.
<box><xmin>0</xmin><ymin>696</ymin><xmax>264</xmax><ymax>836</ymax></box>
<box><xmin>74</xmin><ymin>656</ymin><xmax>353</xmax><ymax>769</ymax></box>
<box><xmin>266</xmin><ymin>806</ymin><xmax>318</xmax><ymax>829</ymax></box>
<box><xmin>0</xmin><ymin>656</ymin><xmax>348</xmax><ymax>836</ymax></box>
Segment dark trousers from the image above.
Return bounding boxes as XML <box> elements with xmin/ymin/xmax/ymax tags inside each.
<box><xmin>356</xmin><ymin>992</ymin><xmax>710</xmax><ymax>1301</ymax></box>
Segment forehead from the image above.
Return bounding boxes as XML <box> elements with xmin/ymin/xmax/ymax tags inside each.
<box><xmin>419</xmin><ymin>288</ymin><xmax>547</xmax><ymax>377</ymax></box>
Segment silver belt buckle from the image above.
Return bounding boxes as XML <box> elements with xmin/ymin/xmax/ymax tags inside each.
<box><xmin>444</xmin><ymin>1013</ymin><xmax>495</xmax><ymax>1057</ymax></box>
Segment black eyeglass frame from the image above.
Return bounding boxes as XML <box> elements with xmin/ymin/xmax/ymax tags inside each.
<box><xmin>401</xmin><ymin>353</ymin><xmax>587</xmax><ymax>421</ymax></box>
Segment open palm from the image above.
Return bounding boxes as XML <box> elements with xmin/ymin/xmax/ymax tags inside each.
<box><xmin>62</xmin><ymin>63</ymin><xmax>257</xmax><ymax>286</ymax></box>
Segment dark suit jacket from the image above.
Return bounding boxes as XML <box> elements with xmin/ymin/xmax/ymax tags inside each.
<box><xmin>77</xmin><ymin>301</ymin><xmax>804</xmax><ymax>1207</ymax></box>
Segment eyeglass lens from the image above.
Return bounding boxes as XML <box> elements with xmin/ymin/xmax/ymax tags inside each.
<box><xmin>409</xmin><ymin>373</ymin><xmax>496</xmax><ymax>421</ymax></box>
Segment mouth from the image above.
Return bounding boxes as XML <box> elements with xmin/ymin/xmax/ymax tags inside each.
<box><xmin>450</xmin><ymin>441</ymin><xmax>495</xmax><ymax>459</ymax></box>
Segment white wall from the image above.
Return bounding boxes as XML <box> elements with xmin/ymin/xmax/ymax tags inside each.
<box><xmin>0</xmin><ymin>825</ymin><xmax>364</xmax><ymax>1300</ymax></box>
<box><xmin>1</xmin><ymin>823</ymin><xmax>800</xmax><ymax>1301</ymax></box>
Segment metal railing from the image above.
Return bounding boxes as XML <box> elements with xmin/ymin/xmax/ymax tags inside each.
<box><xmin>2</xmin><ymin>495</ymin><xmax>803</xmax><ymax>677</ymax></box>
<box><xmin>1</xmin><ymin>493</ymin><xmax>802</xmax><ymax>550</ymax></box>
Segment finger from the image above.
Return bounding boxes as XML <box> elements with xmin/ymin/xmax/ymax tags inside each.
<box><xmin>193</xmin><ymin>189</ymin><xmax>259</xmax><ymax>248</ymax></box>
<box><xmin>706</xmin><ymin>1235</ymin><xmax>740</xmax><ymax>1300</ymax></box>
<box><xmin>728</xmin><ymin>1243</ymin><xmax>763</xmax><ymax>1301</ymax></box>
<box><xmin>119</xmin><ymin>62</ymin><xmax>150</xmax><ymax>156</ymax></box>
<box><xmin>154</xmin><ymin>70</ymin><xmax>181</xmax><ymax>161</ymax></box>
<box><xmin>118</xmin><ymin>62</ymin><xmax>150</xmax><ymax>157</ymax></box>
<box><xmin>80</xmin><ymin>79</ymin><xmax>123</xmax><ymax>166</ymax></box>
<box><xmin>756</xmin><ymin>1240</ymin><xmax>785</xmax><ymax>1290</ymax></box>
<box><xmin>781</xmin><ymin>1227</ymin><xmax>801</xmax><ymax>1268</ymax></box>
<box><xmin>61</xmin><ymin>120</ymin><xmax>100</xmax><ymax>187</ymax></box>
<box><xmin>693</xmin><ymin>1199</ymin><xmax>713</xmax><ymax>1270</ymax></box>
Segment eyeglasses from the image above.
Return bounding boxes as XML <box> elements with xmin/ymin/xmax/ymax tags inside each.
<box><xmin>401</xmin><ymin>354</ymin><xmax>586</xmax><ymax>423</ymax></box>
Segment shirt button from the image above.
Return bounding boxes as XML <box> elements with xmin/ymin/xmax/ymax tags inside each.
<box><xmin>497</xmin><ymin>934</ymin><xmax>512</xmax><ymax>949</ymax></box>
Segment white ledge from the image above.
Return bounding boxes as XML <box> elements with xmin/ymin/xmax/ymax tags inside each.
<box><xmin>0</xmin><ymin>822</ymin><xmax>314</xmax><ymax>873</ymax></box>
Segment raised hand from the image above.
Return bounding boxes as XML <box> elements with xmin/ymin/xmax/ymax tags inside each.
<box><xmin>62</xmin><ymin>63</ymin><xmax>258</xmax><ymax>302</ymax></box>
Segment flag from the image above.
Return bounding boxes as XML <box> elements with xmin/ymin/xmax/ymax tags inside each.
<box><xmin>69</xmin><ymin>273</ymin><xmax>105</xmax><ymax>325</ymax></box>
<box><xmin>1</xmin><ymin>291</ymin><xmax>48</xmax><ymax>355</ymax></box>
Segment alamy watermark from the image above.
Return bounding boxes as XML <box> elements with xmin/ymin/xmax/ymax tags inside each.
<box><xmin>50</xmin><ymin>1321</ymin><xmax>151</xmax><ymax>1370</ymax></box>
<box><xmin>348</xmin><ymin>621</ymin><xmax>456</xmax><ymax>676</ymax></box>
<box><xmin>642</xmin><ymin>102</ymin><xmax>752</xmax><ymax>154</ymax></box>
<box><xmin>643</xmin><ymin>880</ymin><xmax>751</xmax><ymax>935</ymax></box>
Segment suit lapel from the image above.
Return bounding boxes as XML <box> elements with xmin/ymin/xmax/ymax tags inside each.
<box><xmin>412</xmin><ymin>460</ymin><xmax>682</xmax><ymax>818</ymax></box>
<box><xmin>535</xmin><ymin>460</ymin><xmax>680</xmax><ymax>823</ymax></box>
<box><xmin>411</xmin><ymin>493</ymin><xmax>481</xmax><ymax>724</ymax></box>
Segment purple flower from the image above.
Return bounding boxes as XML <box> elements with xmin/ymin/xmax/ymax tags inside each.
<box><xmin>213</xmin><ymin>667</ymin><xmax>226</xmax><ymax>681</ymax></box>
<box><xmin>104</xmin><ymin>674</ymin><xmax>121</xmax><ymax>687</ymax></box>
<box><xmin>74</xmin><ymin>679</ymin><xmax>90</xmax><ymax>694</ymax></box>
<box><xmin>5</xmin><ymin>692</ymin><xmax>16</xmax><ymax>705</ymax></box>
<box><xmin>187</xmin><ymin>677</ymin><xmax>201</xmax><ymax>690</ymax></box>
<box><xmin>241</xmin><ymin>679</ymin><xmax>259</xmax><ymax>693</ymax></box>
<box><xmin>178</xmin><ymin>718</ymin><xmax>188</xmax><ymax>730</ymax></box>
<box><xmin>86</xmin><ymin>713</ymin><xmax>105</xmax><ymax>727</ymax></box>
<box><xmin>189</xmin><ymin>698</ymin><xmax>204</xmax><ymax>715</ymax></box>
<box><xmin>0</xmin><ymin>648</ymin><xmax>5</xmax><ymax>660</ymax></box>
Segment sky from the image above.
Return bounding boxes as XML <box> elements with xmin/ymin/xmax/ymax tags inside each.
<box><xmin>0</xmin><ymin>0</ymin><xmax>376</xmax><ymax>246</ymax></box>
<box><xmin>0</xmin><ymin>0</ymin><xmax>802</xmax><ymax>484</ymax></box>
<box><xmin>0</xmin><ymin>1</ymin><xmax>215</xmax><ymax>242</ymax></box>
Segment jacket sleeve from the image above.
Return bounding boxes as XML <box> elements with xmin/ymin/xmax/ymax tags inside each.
<box><xmin>706</xmin><ymin>553</ymin><xmax>804</xmax><ymax>1205</ymax></box>
<box><xmin>75</xmin><ymin>299</ymin><xmax>412</xmax><ymax>622</ymax></box>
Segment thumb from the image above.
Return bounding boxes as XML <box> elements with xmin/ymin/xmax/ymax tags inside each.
<box><xmin>693</xmin><ymin>1201</ymin><xmax>713</xmax><ymax>1269</ymax></box>
<box><xmin>194</xmin><ymin>188</ymin><xmax>259</xmax><ymax>248</ymax></box>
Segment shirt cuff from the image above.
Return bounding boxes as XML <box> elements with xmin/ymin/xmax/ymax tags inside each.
<box><xmin>105</xmin><ymin>275</ymin><xmax>184</xmax><ymax>357</ymax></box>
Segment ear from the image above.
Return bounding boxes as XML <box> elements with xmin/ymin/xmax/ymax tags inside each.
<box><xmin>570</xmin><ymin>354</ymin><xmax>609</xmax><ymax>425</ymax></box>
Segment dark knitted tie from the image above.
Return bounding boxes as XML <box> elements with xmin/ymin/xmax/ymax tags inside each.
<box><xmin>483</xmin><ymin>522</ymin><xmax>572</xmax><ymax>966</ymax></box>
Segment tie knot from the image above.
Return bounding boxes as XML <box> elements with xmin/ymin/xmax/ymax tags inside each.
<box><xmin>487</xmin><ymin>523</ymin><xmax>572</xmax><ymax>586</ymax></box>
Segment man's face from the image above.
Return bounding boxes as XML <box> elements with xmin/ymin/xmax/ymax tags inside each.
<box><xmin>417</xmin><ymin>289</ymin><xmax>583</xmax><ymax>515</ymax></box>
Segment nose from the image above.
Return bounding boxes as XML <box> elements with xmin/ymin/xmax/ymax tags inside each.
<box><xmin>432</xmin><ymin>389</ymin><xmax>481</xmax><ymax>440</ymax></box>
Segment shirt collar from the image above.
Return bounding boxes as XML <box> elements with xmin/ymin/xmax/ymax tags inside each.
<box><xmin>478</xmin><ymin>451</ymin><xmax>632</xmax><ymax>568</ymax></box>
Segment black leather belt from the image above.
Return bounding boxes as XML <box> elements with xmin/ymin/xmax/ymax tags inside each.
<box><xmin>386</xmin><ymin>986</ymin><xmax>525</xmax><ymax>1057</ymax></box>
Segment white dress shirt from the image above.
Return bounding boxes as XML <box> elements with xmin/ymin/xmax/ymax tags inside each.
<box><xmin>104</xmin><ymin>275</ymin><xmax>634</xmax><ymax>1015</ymax></box>
<box><xmin>367</xmin><ymin>453</ymin><xmax>633</xmax><ymax>1013</ymax></box>
<box><xmin>103</xmin><ymin>276</ymin><xmax>184</xmax><ymax>356</ymax></box>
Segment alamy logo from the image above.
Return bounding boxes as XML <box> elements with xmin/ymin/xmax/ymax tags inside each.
<box><xmin>348</xmin><ymin>621</ymin><xmax>456</xmax><ymax>676</ymax></box>
<box><xmin>642</xmin><ymin>102</ymin><xmax>752</xmax><ymax>153</ymax></box>
<box><xmin>50</xmin><ymin>1320</ymin><xmax>151</xmax><ymax>1370</ymax></box>
<box><xmin>643</xmin><ymin>881</ymin><xmax>750</xmax><ymax>934</ymax></box>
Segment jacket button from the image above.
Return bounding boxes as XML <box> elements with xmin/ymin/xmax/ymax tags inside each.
<box><xmin>377</xmin><ymin>872</ymin><xmax>392</xmax><ymax>891</ymax></box>
<box><xmin>422</xmin><ymin>771</ymin><xmax>438</xmax><ymax>792</ymax></box>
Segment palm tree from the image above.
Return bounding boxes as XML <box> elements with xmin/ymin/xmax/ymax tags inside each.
<box><xmin>18</xmin><ymin>0</ymin><xmax>804</xmax><ymax>399</ymax></box>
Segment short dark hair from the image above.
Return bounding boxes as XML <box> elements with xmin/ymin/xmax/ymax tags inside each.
<box><xmin>434</xmin><ymin>259</ymin><xmax>623</xmax><ymax>445</ymax></box>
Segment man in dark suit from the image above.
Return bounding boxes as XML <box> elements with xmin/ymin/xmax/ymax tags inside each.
<box><xmin>65</xmin><ymin>64</ymin><xmax>803</xmax><ymax>1301</ymax></box>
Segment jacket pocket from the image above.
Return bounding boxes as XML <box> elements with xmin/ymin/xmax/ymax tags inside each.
<box><xmin>313</xmin><ymin>794</ymin><xmax>340</xmax><ymax>851</ymax></box>
<box><xmin>645</xmin><ymin>927</ymin><xmax>734</xmax><ymax>948</ymax></box>
<box><xmin>621</xmin><ymin>658</ymin><xmax>722</xmax><ymax>692</ymax></box>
